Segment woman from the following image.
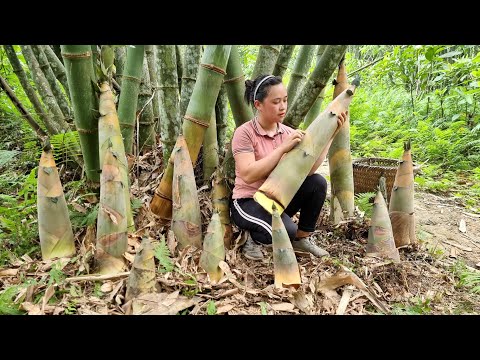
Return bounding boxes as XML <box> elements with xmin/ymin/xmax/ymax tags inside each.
<box><xmin>230</xmin><ymin>74</ymin><xmax>347</xmax><ymax>260</ymax></box>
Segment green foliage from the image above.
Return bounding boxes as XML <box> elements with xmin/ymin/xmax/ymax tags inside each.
<box><xmin>0</xmin><ymin>150</ymin><xmax>20</xmax><ymax>168</ymax></box>
<box><xmin>258</xmin><ymin>301</ymin><xmax>268</xmax><ymax>315</ymax></box>
<box><xmin>0</xmin><ymin>285</ymin><xmax>24</xmax><ymax>315</ymax></box>
<box><xmin>206</xmin><ymin>300</ymin><xmax>217</xmax><ymax>315</ymax></box>
<box><xmin>70</xmin><ymin>203</ymin><xmax>99</xmax><ymax>230</ymax></box>
<box><xmin>458</xmin><ymin>270</ymin><xmax>480</xmax><ymax>294</ymax></box>
<box><xmin>391</xmin><ymin>297</ymin><xmax>433</xmax><ymax>315</ymax></box>
<box><xmin>355</xmin><ymin>192</ymin><xmax>375</xmax><ymax>218</ymax></box>
<box><xmin>154</xmin><ymin>235</ymin><xmax>174</xmax><ymax>273</ymax></box>
<box><xmin>48</xmin><ymin>261</ymin><xmax>66</xmax><ymax>286</ymax></box>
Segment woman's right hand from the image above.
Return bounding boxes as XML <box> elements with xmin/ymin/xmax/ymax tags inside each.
<box><xmin>280</xmin><ymin>129</ymin><xmax>306</xmax><ymax>153</ymax></box>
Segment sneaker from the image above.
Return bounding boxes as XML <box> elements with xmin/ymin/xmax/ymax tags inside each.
<box><xmin>242</xmin><ymin>233</ymin><xmax>264</xmax><ymax>260</ymax></box>
<box><xmin>292</xmin><ymin>235</ymin><xmax>329</xmax><ymax>257</ymax></box>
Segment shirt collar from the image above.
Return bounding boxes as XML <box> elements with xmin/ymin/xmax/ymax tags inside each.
<box><xmin>252</xmin><ymin>117</ymin><xmax>285</xmax><ymax>137</ymax></box>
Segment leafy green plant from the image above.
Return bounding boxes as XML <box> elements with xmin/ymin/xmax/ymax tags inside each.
<box><xmin>458</xmin><ymin>270</ymin><xmax>480</xmax><ymax>294</ymax></box>
<box><xmin>0</xmin><ymin>286</ymin><xmax>24</xmax><ymax>315</ymax></box>
<box><xmin>154</xmin><ymin>236</ymin><xmax>174</xmax><ymax>273</ymax></box>
<box><xmin>355</xmin><ymin>192</ymin><xmax>375</xmax><ymax>218</ymax></box>
<box><xmin>206</xmin><ymin>300</ymin><xmax>217</xmax><ymax>315</ymax></box>
<box><xmin>391</xmin><ymin>297</ymin><xmax>433</xmax><ymax>315</ymax></box>
<box><xmin>48</xmin><ymin>261</ymin><xmax>66</xmax><ymax>286</ymax></box>
<box><xmin>258</xmin><ymin>301</ymin><xmax>268</xmax><ymax>315</ymax></box>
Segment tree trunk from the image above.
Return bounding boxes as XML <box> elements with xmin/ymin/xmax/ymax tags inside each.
<box><xmin>175</xmin><ymin>45</ymin><xmax>184</xmax><ymax>94</ymax></box>
<box><xmin>303</xmin><ymin>46</ymin><xmax>328</xmax><ymax>129</ymax></box>
<box><xmin>283</xmin><ymin>45</ymin><xmax>347</xmax><ymax>129</ymax></box>
<box><xmin>137</xmin><ymin>56</ymin><xmax>156</xmax><ymax>151</ymax></box>
<box><xmin>118</xmin><ymin>45</ymin><xmax>145</xmax><ymax>155</ymax></box>
<box><xmin>156</xmin><ymin>45</ymin><xmax>180</xmax><ymax>162</ymax></box>
<box><xmin>3</xmin><ymin>45</ymin><xmax>52</xmax><ymax>133</ymax></box>
<box><xmin>150</xmin><ymin>45</ymin><xmax>231</xmax><ymax>221</ymax></box>
<box><xmin>287</xmin><ymin>45</ymin><xmax>317</xmax><ymax>105</ymax></box>
<box><xmin>114</xmin><ymin>46</ymin><xmax>127</xmax><ymax>86</ymax></box>
<box><xmin>61</xmin><ymin>45</ymin><xmax>100</xmax><ymax>183</ymax></box>
<box><xmin>215</xmin><ymin>84</ymin><xmax>228</xmax><ymax>155</ymax></box>
<box><xmin>31</xmin><ymin>45</ymin><xmax>72</xmax><ymax>120</ymax></box>
<box><xmin>273</xmin><ymin>45</ymin><xmax>296</xmax><ymax>78</ymax></box>
<box><xmin>328</xmin><ymin>58</ymin><xmax>354</xmax><ymax>224</ymax></box>
<box><xmin>254</xmin><ymin>84</ymin><xmax>357</xmax><ymax>214</ymax></box>
<box><xmin>20</xmin><ymin>45</ymin><xmax>70</xmax><ymax>134</ymax></box>
<box><xmin>144</xmin><ymin>45</ymin><xmax>160</xmax><ymax>133</ymax></box>
<box><xmin>251</xmin><ymin>45</ymin><xmax>281</xmax><ymax>79</ymax></box>
<box><xmin>0</xmin><ymin>74</ymin><xmax>47</xmax><ymax>138</ymax></box>
<box><xmin>37</xmin><ymin>143</ymin><xmax>75</xmax><ymax>260</ymax></box>
<box><xmin>203</xmin><ymin>111</ymin><xmax>219</xmax><ymax>183</ymax></box>
<box><xmin>43</xmin><ymin>45</ymin><xmax>70</xmax><ymax>98</ymax></box>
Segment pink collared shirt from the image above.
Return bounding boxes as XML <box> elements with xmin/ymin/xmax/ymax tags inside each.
<box><xmin>231</xmin><ymin>117</ymin><xmax>294</xmax><ymax>199</ymax></box>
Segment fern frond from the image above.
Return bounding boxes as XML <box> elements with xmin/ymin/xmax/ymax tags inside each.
<box><xmin>154</xmin><ymin>235</ymin><xmax>174</xmax><ymax>273</ymax></box>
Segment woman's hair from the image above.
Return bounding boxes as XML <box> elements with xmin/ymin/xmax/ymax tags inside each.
<box><xmin>244</xmin><ymin>74</ymin><xmax>282</xmax><ymax>107</ymax></box>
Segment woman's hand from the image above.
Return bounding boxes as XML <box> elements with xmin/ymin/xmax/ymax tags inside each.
<box><xmin>333</xmin><ymin>110</ymin><xmax>348</xmax><ymax>137</ymax></box>
<box><xmin>280</xmin><ymin>129</ymin><xmax>306</xmax><ymax>153</ymax></box>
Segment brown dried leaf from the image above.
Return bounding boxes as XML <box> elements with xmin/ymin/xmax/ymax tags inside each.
<box><xmin>21</xmin><ymin>302</ymin><xmax>43</xmax><ymax>315</ymax></box>
<box><xmin>100</xmin><ymin>282</ymin><xmax>113</xmax><ymax>292</ymax></box>
<box><xmin>271</xmin><ymin>302</ymin><xmax>295</xmax><ymax>312</ymax></box>
<box><xmin>217</xmin><ymin>304</ymin><xmax>235</xmax><ymax>314</ymax></box>
<box><xmin>72</xmin><ymin>203</ymin><xmax>87</xmax><ymax>213</ymax></box>
<box><xmin>132</xmin><ymin>292</ymin><xmax>202</xmax><ymax>315</ymax></box>
<box><xmin>42</xmin><ymin>285</ymin><xmax>55</xmax><ymax>312</ymax></box>
<box><xmin>0</xmin><ymin>268</ymin><xmax>18</xmax><ymax>277</ymax></box>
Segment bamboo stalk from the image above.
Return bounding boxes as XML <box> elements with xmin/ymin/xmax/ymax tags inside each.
<box><xmin>273</xmin><ymin>45</ymin><xmax>296</xmax><ymax>78</ymax></box>
<box><xmin>251</xmin><ymin>45</ymin><xmax>281</xmax><ymax>79</ymax></box>
<box><xmin>42</xmin><ymin>45</ymin><xmax>70</xmax><ymax>98</ymax></box>
<box><xmin>137</xmin><ymin>56</ymin><xmax>156</xmax><ymax>151</ymax></box>
<box><xmin>203</xmin><ymin>111</ymin><xmax>219</xmax><ymax>183</ymax></box>
<box><xmin>303</xmin><ymin>45</ymin><xmax>328</xmax><ymax>128</ymax></box>
<box><xmin>287</xmin><ymin>45</ymin><xmax>317</xmax><ymax>104</ymax></box>
<box><xmin>145</xmin><ymin>45</ymin><xmax>160</xmax><ymax>131</ymax></box>
<box><xmin>212</xmin><ymin>168</ymin><xmax>233</xmax><ymax>249</ymax></box>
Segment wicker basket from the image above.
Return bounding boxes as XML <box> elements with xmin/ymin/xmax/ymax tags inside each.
<box><xmin>352</xmin><ymin>157</ymin><xmax>420</xmax><ymax>201</ymax></box>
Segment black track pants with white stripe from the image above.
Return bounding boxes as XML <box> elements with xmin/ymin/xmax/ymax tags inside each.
<box><xmin>230</xmin><ymin>173</ymin><xmax>327</xmax><ymax>245</ymax></box>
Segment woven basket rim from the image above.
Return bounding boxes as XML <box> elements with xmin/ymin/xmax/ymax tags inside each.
<box><xmin>352</xmin><ymin>157</ymin><xmax>420</xmax><ymax>171</ymax></box>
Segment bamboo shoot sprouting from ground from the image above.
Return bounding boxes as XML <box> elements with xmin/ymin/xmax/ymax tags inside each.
<box><xmin>254</xmin><ymin>82</ymin><xmax>358</xmax><ymax>214</ymax></box>
<box><xmin>199</xmin><ymin>212</ymin><xmax>225</xmax><ymax>283</ymax></box>
<box><xmin>272</xmin><ymin>203</ymin><xmax>301</xmax><ymax>289</ymax></box>
<box><xmin>137</xmin><ymin>57</ymin><xmax>156</xmax><ymax>151</ymax></box>
<box><xmin>125</xmin><ymin>237</ymin><xmax>156</xmax><ymax>301</ymax></box>
<box><xmin>95</xmin><ymin>147</ymin><xmax>128</xmax><ymax>275</ymax></box>
<box><xmin>303</xmin><ymin>45</ymin><xmax>328</xmax><ymax>128</ymax></box>
<box><xmin>328</xmin><ymin>58</ymin><xmax>354</xmax><ymax>224</ymax></box>
<box><xmin>37</xmin><ymin>142</ymin><xmax>75</xmax><ymax>260</ymax></box>
<box><xmin>366</xmin><ymin>179</ymin><xmax>400</xmax><ymax>261</ymax></box>
<box><xmin>98</xmin><ymin>80</ymin><xmax>134</xmax><ymax>232</ymax></box>
<box><xmin>251</xmin><ymin>45</ymin><xmax>281</xmax><ymax>79</ymax></box>
<box><xmin>171</xmin><ymin>135</ymin><xmax>203</xmax><ymax>249</ymax></box>
<box><xmin>150</xmin><ymin>45</ymin><xmax>231</xmax><ymax>221</ymax></box>
<box><xmin>287</xmin><ymin>45</ymin><xmax>317</xmax><ymax>105</ymax></box>
<box><xmin>3</xmin><ymin>45</ymin><xmax>53</xmax><ymax>134</ymax></box>
<box><xmin>283</xmin><ymin>45</ymin><xmax>347</xmax><ymax>129</ymax></box>
<box><xmin>0</xmin><ymin>74</ymin><xmax>47</xmax><ymax>138</ymax></box>
<box><xmin>212</xmin><ymin>167</ymin><xmax>233</xmax><ymax>249</ymax></box>
<box><xmin>61</xmin><ymin>45</ymin><xmax>100</xmax><ymax>183</ymax></box>
<box><xmin>118</xmin><ymin>45</ymin><xmax>144</xmax><ymax>155</ymax></box>
<box><xmin>203</xmin><ymin>111</ymin><xmax>219</xmax><ymax>183</ymax></box>
<box><xmin>389</xmin><ymin>140</ymin><xmax>417</xmax><ymax>247</ymax></box>
<box><xmin>157</xmin><ymin>45</ymin><xmax>181</xmax><ymax>161</ymax></box>
<box><xmin>273</xmin><ymin>45</ymin><xmax>296</xmax><ymax>78</ymax></box>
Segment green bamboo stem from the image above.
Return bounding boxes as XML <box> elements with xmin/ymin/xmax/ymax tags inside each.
<box><xmin>156</xmin><ymin>45</ymin><xmax>180</xmax><ymax>161</ymax></box>
<box><xmin>172</xmin><ymin>135</ymin><xmax>203</xmax><ymax>249</ymax></box>
<box><xmin>118</xmin><ymin>45</ymin><xmax>145</xmax><ymax>155</ymax></box>
<box><xmin>114</xmin><ymin>46</ymin><xmax>126</xmax><ymax>86</ymax></box>
<box><xmin>125</xmin><ymin>237</ymin><xmax>156</xmax><ymax>301</ymax></box>
<box><xmin>203</xmin><ymin>111</ymin><xmax>219</xmax><ymax>183</ymax></box>
<box><xmin>273</xmin><ymin>45</ymin><xmax>296</xmax><ymax>78</ymax></box>
<box><xmin>20</xmin><ymin>45</ymin><xmax>70</xmax><ymax>133</ymax></box>
<box><xmin>224</xmin><ymin>45</ymin><xmax>253</xmax><ymax>127</ymax></box>
<box><xmin>179</xmin><ymin>45</ymin><xmax>202</xmax><ymax>120</ymax></box>
<box><xmin>91</xmin><ymin>45</ymin><xmax>99</xmax><ymax>70</ymax></box>
<box><xmin>176</xmin><ymin>45</ymin><xmax>184</xmax><ymax>94</ymax></box>
<box><xmin>42</xmin><ymin>45</ymin><xmax>70</xmax><ymax>98</ymax></box>
<box><xmin>303</xmin><ymin>46</ymin><xmax>328</xmax><ymax>129</ymax></box>
<box><xmin>137</xmin><ymin>56</ymin><xmax>156</xmax><ymax>151</ymax></box>
<box><xmin>254</xmin><ymin>83</ymin><xmax>357</xmax><ymax>214</ymax></box>
<box><xmin>251</xmin><ymin>45</ymin><xmax>281</xmax><ymax>79</ymax></box>
<box><xmin>145</xmin><ymin>45</ymin><xmax>160</xmax><ymax>131</ymax></box>
<box><xmin>31</xmin><ymin>45</ymin><xmax>71</xmax><ymax>120</ymax></box>
<box><xmin>3</xmin><ymin>45</ymin><xmax>52</xmax><ymax>133</ymax></box>
<box><xmin>328</xmin><ymin>58</ymin><xmax>354</xmax><ymax>224</ymax></box>
<box><xmin>287</xmin><ymin>45</ymin><xmax>317</xmax><ymax>104</ymax></box>
<box><xmin>215</xmin><ymin>84</ymin><xmax>228</xmax><ymax>155</ymax></box>
<box><xmin>150</xmin><ymin>45</ymin><xmax>231</xmax><ymax>220</ymax></box>
<box><xmin>283</xmin><ymin>45</ymin><xmax>347</xmax><ymax>129</ymax></box>
<box><xmin>61</xmin><ymin>45</ymin><xmax>100</xmax><ymax>183</ymax></box>
<box><xmin>199</xmin><ymin>212</ymin><xmax>225</xmax><ymax>283</ymax></box>
<box><xmin>272</xmin><ymin>204</ymin><xmax>301</xmax><ymax>289</ymax></box>
<box><xmin>37</xmin><ymin>143</ymin><xmax>75</xmax><ymax>260</ymax></box>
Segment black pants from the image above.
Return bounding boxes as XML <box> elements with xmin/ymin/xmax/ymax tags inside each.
<box><xmin>230</xmin><ymin>174</ymin><xmax>327</xmax><ymax>245</ymax></box>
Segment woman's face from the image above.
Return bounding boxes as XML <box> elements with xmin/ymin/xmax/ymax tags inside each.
<box><xmin>255</xmin><ymin>83</ymin><xmax>288</xmax><ymax>123</ymax></box>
